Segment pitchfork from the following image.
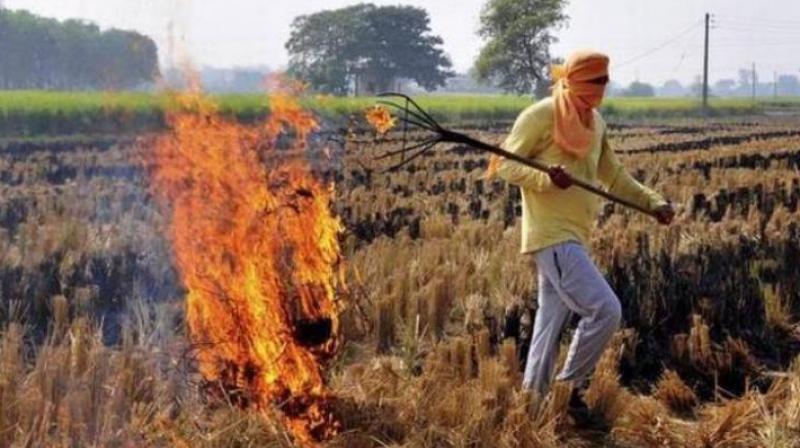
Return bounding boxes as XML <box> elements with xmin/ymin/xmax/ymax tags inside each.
<box><xmin>373</xmin><ymin>92</ymin><xmax>658</xmax><ymax>218</ymax></box>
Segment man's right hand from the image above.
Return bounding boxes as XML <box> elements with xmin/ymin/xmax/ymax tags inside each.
<box><xmin>548</xmin><ymin>165</ymin><xmax>573</xmax><ymax>189</ymax></box>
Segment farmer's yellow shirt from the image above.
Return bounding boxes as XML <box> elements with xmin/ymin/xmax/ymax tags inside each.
<box><xmin>495</xmin><ymin>97</ymin><xmax>666</xmax><ymax>254</ymax></box>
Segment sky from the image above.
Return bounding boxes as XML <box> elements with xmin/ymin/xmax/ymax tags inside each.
<box><xmin>5</xmin><ymin>0</ymin><xmax>800</xmax><ymax>86</ymax></box>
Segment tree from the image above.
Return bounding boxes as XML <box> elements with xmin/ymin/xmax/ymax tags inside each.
<box><xmin>286</xmin><ymin>4</ymin><xmax>453</xmax><ymax>95</ymax></box>
<box><xmin>737</xmin><ymin>69</ymin><xmax>756</xmax><ymax>96</ymax></box>
<box><xmin>713</xmin><ymin>79</ymin><xmax>736</xmax><ymax>97</ymax></box>
<box><xmin>657</xmin><ymin>79</ymin><xmax>686</xmax><ymax>97</ymax></box>
<box><xmin>621</xmin><ymin>81</ymin><xmax>655</xmax><ymax>97</ymax></box>
<box><xmin>689</xmin><ymin>75</ymin><xmax>704</xmax><ymax>97</ymax></box>
<box><xmin>285</xmin><ymin>5</ymin><xmax>363</xmax><ymax>94</ymax></box>
<box><xmin>474</xmin><ymin>0</ymin><xmax>568</xmax><ymax>95</ymax></box>
<box><xmin>0</xmin><ymin>9</ymin><xmax>158</xmax><ymax>90</ymax></box>
<box><xmin>605</xmin><ymin>81</ymin><xmax>625</xmax><ymax>97</ymax></box>
<box><xmin>777</xmin><ymin>75</ymin><xmax>800</xmax><ymax>96</ymax></box>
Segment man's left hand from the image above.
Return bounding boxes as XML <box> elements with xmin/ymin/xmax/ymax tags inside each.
<box><xmin>654</xmin><ymin>203</ymin><xmax>675</xmax><ymax>225</ymax></box>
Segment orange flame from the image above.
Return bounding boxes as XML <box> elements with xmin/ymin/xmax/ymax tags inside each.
<box><xmin>149</xmin><ymin>83</ymin><xmax>343</xmax><ymax>445</ymax></box>
<box><xmin>365</xmin><ymin>105</ymin><xmax>397</xmax><ymax>134</ymax></box>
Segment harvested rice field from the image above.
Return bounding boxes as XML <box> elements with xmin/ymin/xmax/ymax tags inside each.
<box><xmin>2</xmin><ymin>95</ymin><xmax>800</xmax><ymax>447</ymax></box>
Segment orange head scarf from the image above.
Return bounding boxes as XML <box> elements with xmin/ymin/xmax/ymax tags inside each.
<box><xmin>551</xmin><ymin>50</ymin><xmax>609</xmax><ymax>158</ymax></box>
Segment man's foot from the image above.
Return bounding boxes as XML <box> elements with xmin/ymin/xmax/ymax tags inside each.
<box><xmin>567</xmin><ymin>385</ymin><xmax>589</xmax><ymax>417</ymax></box>
<box><xmin>566</xmin><ymin>385</ymin><xmax>609</xmax><ymax>431</ymax></box>
<box><xmin>568</xmin><ymin>386</ymin><xmax>586</xmax><ymax>406</ymax></box>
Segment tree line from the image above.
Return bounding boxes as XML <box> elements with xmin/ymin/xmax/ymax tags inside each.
<box><xmin>610</xmin><ymin>72</ymin><xmax>800</xmax><ymax>98</ymax></box>
<box><xmin>286</xmin><ymin>1</ymin><xmax>567</xmax><ymax>96</ymax></box>
<box><xmin>287</xmin><ymin>1</ymin><xmax>800</xmax><ymax>99</ymax></box>
<box><xmin>0</xmin><ymin>9</ymin><xmax>159</xmax><ymax>90</ymax></box>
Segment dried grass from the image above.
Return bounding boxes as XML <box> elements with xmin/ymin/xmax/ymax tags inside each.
<box><xmin>375</xmin><ymin>298</ymin><xmax>396</xmax><ymax>354</ymax></box>
<box><xmin>763</xmin><ymin>285</ymin><xmax>794</xmax><ymax>332</ymax></box>
<box><xmin>688</xmin><ymin>314</ymin><xmax>714</xmax><ymax>368</ymax></box>
<box><xmin>612</xmin><ymin>396</ymin><xmax>694</xmax><ymax>447</ymax></box>
<box><xmin>653</xmin><ymin>370</ymin><xmax>699</xmax><ymax>414</ymax></box>
<box><xmin>693</xmin><ymin>394</ymin><xmax>763</xmax><ymax>448</ymax></box>
<box><xmin>7</xmin><ymin>121</ymin><xmax>800</xmax><ymax>446</ymax></box>
<box><xmin>583</xmin><ymin>333</ymin><xmax>632</xmax><ymax>425</ymax></box>
<box><xmin>327</xmin><ymin>335</ymin><xmax>586</xmax><ymax>447</ymax></box>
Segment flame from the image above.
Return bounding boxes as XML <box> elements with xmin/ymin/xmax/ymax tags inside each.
<box><xmin>365</xmin><ymin>105</ymin><xmax>397</xmax><ymax>134</ymax></box>
<box><xmin>149</xmin><ymin>83</ymin><xmax>343</xmax><ymax>445</ymax></box>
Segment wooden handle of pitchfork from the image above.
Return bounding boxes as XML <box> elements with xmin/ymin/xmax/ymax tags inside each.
<box><xmin>439</xmin><ymin>129</ymin><xmax>660</xmax><ymax>218</ymax></box>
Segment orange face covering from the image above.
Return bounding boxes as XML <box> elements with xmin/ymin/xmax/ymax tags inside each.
<box><xmin>551</xmin><ymin>50</ymin><xmax>609</xmax><ymax>158</ymax></box>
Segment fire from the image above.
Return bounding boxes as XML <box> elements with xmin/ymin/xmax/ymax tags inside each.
<box><xmin>149</xmin><ymin>83</ymin><xmax>343</xmax><ymax>444</ymax></box>
<box><xmin>365</xmin><ymin>105</ymin><xmax>396</xmax><ymax>134</ymax></box>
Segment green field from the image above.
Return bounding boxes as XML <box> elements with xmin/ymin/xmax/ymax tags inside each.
<box><xmin>1</xmin><ymin>90</ymin><xmax>798</xmax><ymax>138</ymax></box>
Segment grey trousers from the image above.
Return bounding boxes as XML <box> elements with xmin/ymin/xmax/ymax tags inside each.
<box><xmin>522</xmin><ymin>241</ymin><xmax>622</xmax><ymax>395</ymax></box>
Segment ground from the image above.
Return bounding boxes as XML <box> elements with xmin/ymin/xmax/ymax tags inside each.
<box><xmin>1</xmin><ymin>109</ymin><xmax>800</xmax><ymax>446</ymax></box>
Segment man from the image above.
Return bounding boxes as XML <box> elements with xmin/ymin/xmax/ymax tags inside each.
<box><xmin>493</xmin><ymin>50</ymin><xmax>674</xmax><ymax>403</ymax></box>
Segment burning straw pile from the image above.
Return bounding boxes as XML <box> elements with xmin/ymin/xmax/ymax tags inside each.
<box><xmin>148</xmin><ymin>81</ymin><xmax>344</xmax><ymax>444</ymax></box>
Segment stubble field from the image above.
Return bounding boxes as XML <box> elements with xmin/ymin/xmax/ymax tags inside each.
<box><xmin>1</xmin><ymin>101</ymin><xmax>800</xmax><ymax>447</ymax></box>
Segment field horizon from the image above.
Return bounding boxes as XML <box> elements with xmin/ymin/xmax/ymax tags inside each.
<box><xmin>2</xmin><ymin>90</ymin><xmax>799</xmax><ymax>138</ymax></box>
